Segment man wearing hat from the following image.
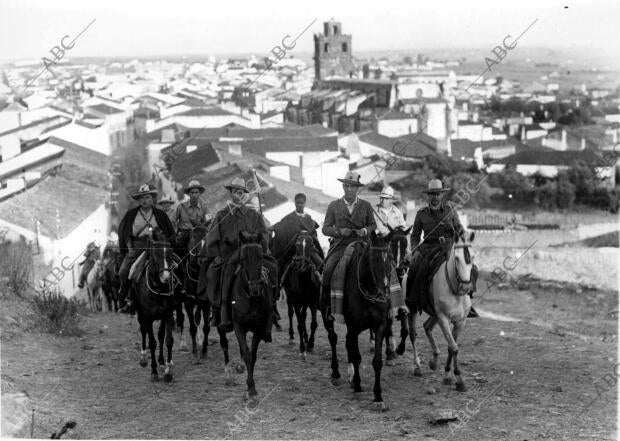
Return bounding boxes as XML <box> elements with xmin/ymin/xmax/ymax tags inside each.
<box><xmin>374</xmin><ymin>185</ymin><xmax>407</xmax><ymax>236</ymax></box>
<box><xmin>174</xmin><ymin>180</ymin><xmax>212</xmax><ymax>258</ymax></box>
<box><xmin>197</xmin><ymin>177</ymin><xmax>278</xmax><ymax>340</ymax></box>
<box><xmin>277</xmin><ymin>193</ymin><xmax>324</xmax><ymax>263</ymax></box>
<box><xmin>157</xmin><ymin>195</ymin><xmax>177</xmax><ymax>226</ymax></box>
<box><xmin>117</xmin><ymin>183</ymin><xmax>176</xmax><ymax>313</ymax></box>
<box><xmin>409</xmin><ymin>179</ymin><xmax>478</xmax><ymax>317</ymax></box>
<box><xmin>321</xmin><ymin>171</ymin><xmax>377</xmax><ymax>320</ymax></box>
<box><xmin>77</xmin><ymin>241</ymin><xmax>101</xmax><ymax>289</ymax></box>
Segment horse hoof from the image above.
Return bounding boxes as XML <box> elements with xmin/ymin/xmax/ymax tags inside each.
<box><xmin>413</xmin><ymin>367</ymin><xmax>423</xmax><ymax>377</ymax></box>
<box><xmin>244</xmin><ymin>391</ymin><xmax>258</xmax><ymax>402</ymax></box>
<box><xmin>139</xmin><ymin>359</ymin><xmax>148</xmax><ymax>368</ymax></box>
<box><xmin>386</xmin><ymin>359</ymin><xmax>395</xmax><ymax>367</ymax></box>
<box><xmin>456</xmin><ymin>382</ymin><xmax>467</xmax><ymax>392</ymax></box>
<box><xmin>163</xmin><ymin>373</ymin><xmax>173</xmax><ymax>383</ymax></box>
<box><xmin>158</xmin><ymin>358</ymin><xmax>165</xmax><ymax>366</ymax></box>
<box><xmin>442</xmin><ymin>377</ymin><xmax>454</xmax><ymax>385</ymax></box>
<box><xmin>151</xmin><ymin>373</ymin><xmax>159</xmax><ymax>382</ymax></box>
<box><xmin>307</xmin><ymin>346</ymin><xmax>314</xmax><ymax>353</ymax></box>
<box><xmin>200</xmin><ymin>351</ymin><xmax>208</xmax><ymax>360</ymax></box>
<box><xmin>235</xmin><ymin>362</ymin><xmax>246</xmax><ymax>374</ymax></box>
<box><xmin>429</xmin><ymin>360</ymin><xmax>438</xmax><ymax>371</ymax></box>
<box><xmin>192</xmin><ymin>356</ymin><xmax>202</xmax><ymax>365</ymax></box>
<box><xmin>288</xmin><ymin>338</ymin><xmax>295</xmax><ymax>345</ymax></box>
<box><xmin>373</xmin><ymin>401</ymin><xmax>389</xmax><ymax>412</ymax></box>
<box><xmin>331</xmin><ymin>377</ymin><xmax>343</xmax><ymax>387</ymax></box>
<box><xmin>396</xmin><ymin>346</ymin><xmax>405</xmax><ymax>356</ymax></box>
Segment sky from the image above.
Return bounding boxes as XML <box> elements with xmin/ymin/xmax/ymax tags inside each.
<box><xmin>0</xmin><ymin>0</ymin><xmax>618</xmax><ymax>62</ymax></box>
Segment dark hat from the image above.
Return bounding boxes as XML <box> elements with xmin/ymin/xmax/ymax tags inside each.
<box><xmin>423</xmin><ymin>179</ymin><xmax>450</xmax><ymax>194</ymax></box>
<box><xmin>184</xmin><ymin>179</ymin><xmax>206</xmax><ymax>194</ymax></box>
<box><xmin>294</xmin><ymin>193</ymin><xmax>306</xmax><ymax>202</ymax></box>
<box><xmin>131</xmin><ymin>183</ymin><xmax>158</xmax><ymax>200</ymax></box>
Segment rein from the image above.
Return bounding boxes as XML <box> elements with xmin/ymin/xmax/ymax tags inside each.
<box><xmin>238</xmin><ymin>243</ymin><xmax>268</xmax><ymax>299</ymax></box>
<box><xmin>356</xmin><ymin>244</ymin><xmax>389</xmax><ymax>304</ymax></box>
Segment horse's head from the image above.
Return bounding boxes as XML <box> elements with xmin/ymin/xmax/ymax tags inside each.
<box><xmin>148</xmin><ymin>236</ymin><xmax>174</xmax><ymax>284</ymax></box>
<box><xmin>239</xmin><ymin>231</ymin><xmax>264</xmax><ymax>288</ymax></box>
<box><xmin>368</xmin><ymin>231</ymin><xmax>393</xmax><ymax>297</ymax></box>
<box><xmin>387</xmin><ymin>225</ymin><xmax>411</xmax><ymax>268</ymax></box>
<box><xmin>293</xmin><ymin>230</ymin><xmax>315</xmax><ymax>271</ymax></box>
<box><xmin>453</xmin><ymin>231</ymin><xmax>475</xmax><ymax>285</ymax></box>
<box><xmin>189</xmin><ymin>225</ymin><xmax>209</xmax><ymax>259</ymax></box>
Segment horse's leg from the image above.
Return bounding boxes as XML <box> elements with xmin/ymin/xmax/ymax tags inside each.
<box><xmin>345</xmin><ymin>329</ymin><xmax>362</xmax><ymax>393</ymax></box>
<box><xmin>147</xmin><ymin>320</ymin><xmax>158</xmax><ymax>381</ymax></box>
<box><xmin>436</xmin><ymin>315</ymin><xmax>457</xmax><ymax>386</ymax></box>
<box><xmin>176</xmin><ymin>302</ymin><xmax>187</xmax><ymax>351</ymax></box>
<box><xmin>373</xmin><ymin>323</ymin><xmax>387</xmax><ymax>409</ymax></box>
<box><xmin>287</xmin><ymin>294</ymin><xmax>295</xmax><ymax>343</ymax></box>
<box><xmin>138</xmin><ymin>314</ymin><xmax>148</xmax><ymax>368</ymax></box>
<box><xmin>385</xmin><ymin>317</ymin><xmax>397</xmax><ymax>366</ymax></box>
<box><xmin>423</xmin><ymin>316</ymin><xmax>440</xmax><ymax>371</ymax></box>
<box><xmin>368</xmin><ymin>329</ymin><xmax>375</xmax><ymax>353</ymax></box>
<box><xmin>248</xmin><ymin>333</ymin><xmax>261</xmax><ymax>398</ymax></box>
<box><xmin>221</xmin><ymin>327</ymin><xmax>234</xmax><ymax>386</ymax></box>
<box><xmin>396</xmin><ymin>313</ymin><xmax>409</xmax><ymax>355</ymax></box>
<box><xmin>200</xmin><ymin>302</ymin><xmax>210</xmax><ymax>359</ymax></box>
<box><xmin>322</xmin><ymin>311</ymin><xmax>340</xmax><ymax>382</ymax></box>
<box><xmin>295</xmin><ymin>305</ymin><xmax>307</xmax><ymax>359</ymax></box>
<box><xmin>234</xmin><ymin>325</ymin><xmax>255</xmax><ymax>398</ymax></box>
<box><xmin>307</xmin><ymin>304</ymin><xmax>318</xmax><ymax>353</ymax></box>
<box><xmin>163</xmin><ymin>313</ymin><xmax>175</xmax><ymax>383</ymax></box>
<box><xmin>186</xmin><ymin>301</ymin><xmax>199</xmax><ymax>362</ymax></box>
<box><xmin>157</xmin><ymin>320</ymin><xmax>165</xmax><ymax>366</ymax></box>
<box><xmin>451</xmin><ymin>319</ymin><xmax>467</xmax><ymax>392</ymax></box>
<box><xmin>408</xmin><ymin>312</ymin><xmax>422</xmax><ymax>376</ymax></box>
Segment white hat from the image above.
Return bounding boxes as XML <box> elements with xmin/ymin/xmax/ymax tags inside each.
<box><xmin>379</xmin><ymin>186</ymin><xmax>397</xmax><ymax>199</ymax></box>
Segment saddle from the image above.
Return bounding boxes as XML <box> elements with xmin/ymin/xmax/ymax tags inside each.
<box><xmin>128</xmin><ymin>252</ymin><xmax>147</xmax><ymax>282</ymax></box>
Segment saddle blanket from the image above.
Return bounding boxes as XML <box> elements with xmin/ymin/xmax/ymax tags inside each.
<box><xmin>331</xmin><ymin>243</ymin><xmax>408</xmax><ymax>325</ymax></box>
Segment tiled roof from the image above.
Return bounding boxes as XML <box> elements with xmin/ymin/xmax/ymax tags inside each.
<box><xmin>238</xmin><ymin>136</ymin><xmax>338</xmax><ymax>154</ymax></box>
<box><xmin>86</xmin><ymin>103</ymin><xmax>124</xmax><ymax>115</ymax></box>
<box><xmin>0</xmin><ymin>115</ymin><xmax>70</xmax><ymax>138</ymax></box>
<box><xmin>496</xmin><ymin>149</ymin><xmax>608</xmax><ymax>167</ymax></box>
<box><xmin>169</xmin><ymin>143</ymin><xmax>221</xmax><ymax>184</ymax></box>
<box><xmin>176</xmin><ymin>107</ymin><xmax>236</xmax><ymax>117</ymax></box>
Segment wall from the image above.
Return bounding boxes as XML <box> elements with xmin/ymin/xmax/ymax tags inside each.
<box><xmin>377</xmin><ymin>119</ymin><xmax>417</xmax><ymax>138</ymax></box>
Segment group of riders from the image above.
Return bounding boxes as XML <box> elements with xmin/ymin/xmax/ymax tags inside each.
<box><xmin>76</xmin><ymin>171</ymin><xmax>478</xmax><ymax>335</ymax></box>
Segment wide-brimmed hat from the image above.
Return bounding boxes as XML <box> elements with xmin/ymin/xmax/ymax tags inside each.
<box><xmin>379</xmin><ymin>185</ymin><xmax>397</xmax><ymax>199</ymax></box>
<box><xmin>423</xmin><ymin>179</ymin><xmax>450</xmax><ymax>194</ymax></box>
<box><xmin>131</xmin><ymin>183</ymin><xmax>158</xmax><ymax>200</ymax></box>
<box><xmin>337</xmin><ymin>171</ymin><xmax>364</xmax><ymax>187</ymax></box>
<box><xmin>224</xmin><ymin>177</ymin><xmax>249</xmax><ymax>193</ymax></box>
<box><xmin>158</xmin><ymin>195</ymin><xmax>175</xmax><ymax>205</ymax></box>
<box><xmin>184</xmin><ymin>180</ymin><xmax>206</xmax><ymax>194</ymax></box>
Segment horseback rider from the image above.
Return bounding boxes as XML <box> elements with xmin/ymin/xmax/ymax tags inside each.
<box><xmin>278</xmin><ymin>193</ymin><xmax>324</xmax><ymax>267</ymax></box>
<box><xmin>118</xmin><ymin>184</ymin><xmax>176</xmax><ymax>314</ymax></box>
<box><xmin>197</xmin><ymin>177</ymin><xmax>278</xmax><ymax>339</ymax></box>
<box><xmin>157</xmin><ymin>195</ymin><xmax>176</xmax><ymax>226</ymax></box>
<box><xmin>174</xmin><ymin>180</ymin><xmax>212</xmax><ymax>258</ymax></box>
<box><xmin>321</xmin><ymin>171</ymin><xmax>377</xmax><ymax>321</ymax></box>
<box><xmin>77</xmin><ymin>241</ymin><xmax>101</xmax><ymax>289</ymax></box>
<box><xmin>409</xmin><ymin>179</ymin><xmax>479</xmax><ymax>318</ymax></box>
<box><xmin>374</xmin><ymin>185</ymin><xmax>407</xmax><ymax>236</ymax></box>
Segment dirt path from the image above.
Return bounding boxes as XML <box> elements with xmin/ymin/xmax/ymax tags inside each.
<box><xmin>1</xmin><ymin>275</ymin><xmax>617</xmax><ymax>440</ymax></box>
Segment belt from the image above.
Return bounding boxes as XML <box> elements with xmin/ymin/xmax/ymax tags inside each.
<box><xmin>423</xmin><ymin>236</ymin><xmax>447</xmax><ymax>245</ymax></box>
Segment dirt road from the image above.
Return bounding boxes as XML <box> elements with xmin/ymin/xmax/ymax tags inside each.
<box><xmin>1</xmin><ymin>274</ymin><xmax>617</xmax><ymax>440</ymax></box>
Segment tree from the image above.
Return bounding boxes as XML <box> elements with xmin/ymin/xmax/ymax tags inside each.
<box><xmin>567</xmin><ymin>161</ymin><xmax>598</xmax><ymax>201</ymax></box>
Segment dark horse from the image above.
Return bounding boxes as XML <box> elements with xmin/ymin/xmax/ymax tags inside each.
<box><xmin>134</xmin><ymin>231</ymin><xmax>177</xmax><ymax>382</ymax></box>
<box><xmin>322</xmin><ymin>231</ymin><xmax>393</xmax><ymax>409</ymax></box>
<box><xmin>368</xmin><ymin>225</ymin><xmax>411</xmax><ymax>362</ymax></box>
<box><xmin>181</xmin><ymin>225</ymin><xmax>230</xmax><ymax>366</ymax></box>
<box><xmin>281</xmin><ymin>230</ymin><xmax>322</xmax><ymax>359</ymax></box>
<box><xmin>101</xmin><ymin>245</ymin><xmax>121</xmax><ymax>312</ymax></box>
<box><xmin>229</xmin><ymin>231</ymin><xmax>273</xmax><ymax>399</ymax></box>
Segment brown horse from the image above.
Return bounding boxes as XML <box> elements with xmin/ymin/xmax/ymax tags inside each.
<box><xmin>229</xmin><ymin>231</ymin><xmax>273</xmax><ymax>399</ymax></box>
<box><xmin>281</xmin><ymin>230</ymin><xmax>322</xmax><ymax>359</ymax></box>
<box><xmin>102</xmin><ymin>246</ymin><xmax>121</xmax><ymax>312</ymax></box>
<box><xmin>407</xmin><ymin>232</ymin><xmax>475</xmax><ymax>392</ymax></box>
<box><xmin>323</xmin><ymin>231</ymin><xmax>393</xmax><ymax>409</ymax></box>
<box><xmin>134</xmin><ymin>232</ymin><xmax>177</xmax><ymax>382</ymax></box>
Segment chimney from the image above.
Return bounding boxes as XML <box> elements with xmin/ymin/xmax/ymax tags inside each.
<box><xmin>613</xmin><ymin>130</ymin><xmax>618</xmax><ymax>144</ymax></box>
<box><xmin>580</xmin><ymin>138</ymin><xmax>586</xmax><ymax>150</ymax></box>
<box><xmin>521</xmin><ymin>125</ymin><xmax>526</xmax><ymax>140</ymax></box>
<box><xmin>561</xmin><ymin>129</ymin><xmax>567</xmax><ymax>150</ymax></box>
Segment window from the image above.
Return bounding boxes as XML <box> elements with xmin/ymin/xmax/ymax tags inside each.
<box><xmin>334</xmin><ymin>25</ymin><xmax>339</xmax><ymax>35</ymax></box>
<box><xmin>324</xmin><ymin>43</ymin><xmax>329</xmax><ymax>53</ymax></box>
<box><xmin>342</xmin><ymin>43</ymin><xmax>348</xmax><ymax>52</ymax></box>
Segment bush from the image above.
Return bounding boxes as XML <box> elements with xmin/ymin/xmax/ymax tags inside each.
<box><xmin>29</xmin><ymin>289</ymin><xmax>84</xmax><ymax>336</ymax></box>
<box><xmin>0</xmin><ymin>240</ymin><xmax>33</xmax><ymax>297</ymax></box>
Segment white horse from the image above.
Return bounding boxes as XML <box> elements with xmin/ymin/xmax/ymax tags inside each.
<box><xmin>407</xmin><ymin>232</ymin><xmax>475</xmax><ymax>392</ymax></box>
<box><xmin>86</xmin><ymin>260</ymin><xmax>104</xmax><ymax>312</ymax></box>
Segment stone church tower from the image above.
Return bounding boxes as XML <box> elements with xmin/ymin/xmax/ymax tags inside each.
<box><xmin>313</xmin><ymin>19</ymin><xmax>355</xmax><ymax>81</ymax></box>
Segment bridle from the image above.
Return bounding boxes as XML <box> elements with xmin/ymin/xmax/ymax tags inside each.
<box><xmin>445</xmin><ymin>243</ymin><xmax>473</xmax><ymax>296</ymax></box>
<box><xmin>356</xmin><ymin>242</ymin><xmax>390</xmax><ymax>304</ymax></box>
<box><xmin>238</xmin><ymin>242</ymin><xmax>267</xmax><ymax>298</ymax></box>
<box><xmin>145</xmin><ymin>242</ymin><xmax>178</xmax><ymax>296</ymax></box>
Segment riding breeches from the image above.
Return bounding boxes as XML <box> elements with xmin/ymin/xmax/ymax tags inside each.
<box><xmin>320</xmin><ymin>248</ymin><xmax>345</xmax><ymax>309</ymax></box>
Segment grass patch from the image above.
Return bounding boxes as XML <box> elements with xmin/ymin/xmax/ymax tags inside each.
<box><xmin>29</xmin><ymin>288</ymin><xmax>86</xmax><ymax>336</ymax></box>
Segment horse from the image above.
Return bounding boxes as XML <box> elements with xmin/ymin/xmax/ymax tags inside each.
<box><xmin>281</xmin><ymin>230</ymin><xmax>322</xmax><ymax>359</ymax></box>
<box><xmin>322</xmin><ymin>231</ymin><xmax>393</xmax><ymax>409</ymax></box>
<box><xmin>86</xmin><ymin>260</ymin><xmax>104</xmax><ymax>312</ymax></box>
<box><xmin>406</xmin><ymin>232</ymin><xmax>475</xmax><ymax>392</ymax></box>
<box><xmin>369</xmin><ymin>225</ymin><xmax>412</xmax><ymax>363</ymax></box>
<box><xmin>180</xmin><ymin>225</ymin><xmax>231</xmax><ymax>366</ymax></box>
<box><xmin>229</xmin><ymin>231</ymin><xmax>273</xmax><ymax>399</ymax></box>
<box><xmin>134</xmin><ymin>231</ymin><xmax>178</xmax><ymax>382</ymax></box>
<box><xmin>101</xmin><ymin>246</ymin><xmax>121</xmax><ymax>312</ymax></box>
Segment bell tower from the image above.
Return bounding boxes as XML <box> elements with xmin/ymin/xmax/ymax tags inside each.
<box><xmin>313</xmin><ymin>19</ymin><xmax>355</xmax><ymax>82</ymax></box>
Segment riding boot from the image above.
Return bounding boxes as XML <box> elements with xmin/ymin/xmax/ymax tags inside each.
<box><xmin>118</xmin><ymin>281</ymin><xmax>136</xmax><ymax>315</ymax></box>
<box><xmin>209</xmin><ymin>308</ymin><xmax>219</xmax><ymax>327</ymax></box>
<box><xmin>320</xmin><ymin>284</ymin><xmax>334</xmax><ymax>322</ymax></box>
<box><xmin>77</xmin><ymin>272</ymin><xmax>86</xmax><ymax>289</ymax></box>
